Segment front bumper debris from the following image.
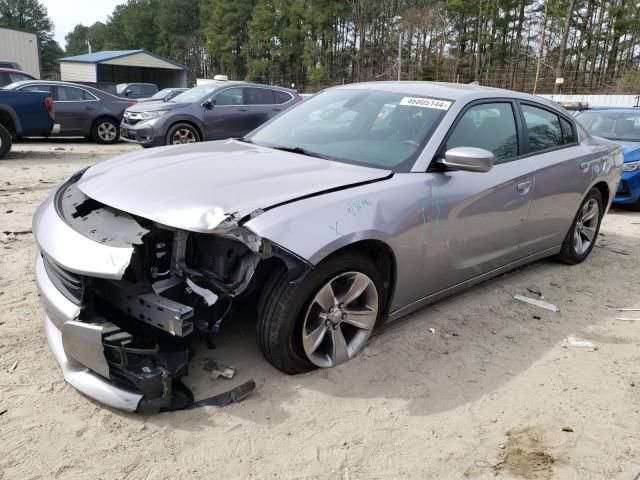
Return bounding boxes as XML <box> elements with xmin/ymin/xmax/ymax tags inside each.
<box><xmin>33</xmin><ymin>188</ymin><xmax>243</xmax><ymax>412</ymax></box>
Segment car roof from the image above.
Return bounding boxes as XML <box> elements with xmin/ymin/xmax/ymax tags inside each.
<box><xmin>332</xmin><ymin>81</ymin><xmax>563</xmax><ymax>110</ymax></box>
<box><xmin>0</xmin><ymin>68</ymin><xmax>31</xmax><ymax>75</ymax></box>
<box><xmin>5</xmin><ymin>80</ymin><xmax>124</xmax><ymax>98</ymax></box>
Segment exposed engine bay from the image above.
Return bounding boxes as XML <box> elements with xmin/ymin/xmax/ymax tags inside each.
<box><xmin>50</xmin><ymin>176</ymin><xmax>309</xmax><ymax>412</ymax></box>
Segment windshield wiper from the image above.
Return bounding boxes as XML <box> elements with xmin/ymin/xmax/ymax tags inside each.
<box><xmin>270</xmin><ymin>146</ymin><xmax>330</xmax><ymax>159</ymax></box>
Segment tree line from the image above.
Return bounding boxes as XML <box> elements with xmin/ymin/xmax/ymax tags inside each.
<box><xmin>2</xmin><ymin>0</ymin><xmax>640</xmax><ymax>94</ymax></box>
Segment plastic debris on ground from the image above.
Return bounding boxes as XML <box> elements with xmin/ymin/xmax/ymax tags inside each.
<box><xmin>561</xmin><ymin>336</ymin><xmax>598</xmax><ymax>351</ymax></box>
<box><xmin>514</xmin><ymin>294</ymin><xmax>560</xmax><ymax>312</ymax></box>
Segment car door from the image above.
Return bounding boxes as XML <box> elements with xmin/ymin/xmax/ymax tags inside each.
<box><xmin>202</xmin><ymin>87</ymin><xmax>247</xmax><ymax>140</ymax></box>
<box><xmin>245</xmin><ymin>87</ymin><xmax>277</xmax><ymax>131</ymax></box>
<box><xmin>54</xmin><ymin>85</ymin><xmax>98</xmax><ymax>136</ymax></box>
<box><xmin>428</xmin><ymin>100</ymin><xmax>535</xmax><ymax>287</ymax></box>
<box><xmin>516</xmin><ymin>102</ymin><xmax>598</xmax><ymax>257</ymax></box>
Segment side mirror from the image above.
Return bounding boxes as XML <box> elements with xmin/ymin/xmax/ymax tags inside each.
<box><xmin>124</xmin><ymin>89</ymin><xmax>132</xmax><ymax>97</ymax></box>
<box><xmin>441</xmin><ymin>147</ymin><xmax>494</xmax><ymax>173</ymax></box>
<box><xmin>202</xmin><ymin>99</ymin><xmax>214</xmax><ymax>109</ymax></box>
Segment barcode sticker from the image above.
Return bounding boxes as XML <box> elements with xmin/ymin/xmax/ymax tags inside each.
<box><xmin>399</xmin><ymin>97</ymin><xmax>452</xmax><ymax>110</ymax></box>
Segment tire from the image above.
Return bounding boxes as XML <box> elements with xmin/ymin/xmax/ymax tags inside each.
<box><xmin>557</xmin><ymin>187</ymin><xmax>604</xmax><ymax>265</ymax></box>
<box><xmin>166</xmin><ymin>123</ymin><xmax>200</xmax><ymax>146</ymax></box>
<box><xmin>0</xmin><ymin>124</ymin><xmax>11</xmax><ymax>159</ymax></box>
<box><xmin>91</xmin><ymin>118</ymin><xmax>119</xmax><ymax>144</ymax></box>
<box><xmin>257</xmin><ymin>252</ymin><xmax>385</xmax><ymax>374</ymax></box>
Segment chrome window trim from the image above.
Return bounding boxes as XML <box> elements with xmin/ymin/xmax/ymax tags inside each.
<box><xmin>201</xmin><ymin>85</ymin><xmax>294</xmax><ymax>108</ymax></box>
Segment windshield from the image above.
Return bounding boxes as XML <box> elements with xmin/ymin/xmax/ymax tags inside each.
<box><xmin>248</xmin><ymin>89</ymin><xmax>451</xmax><ymax>171</ymax></box>
<box><xmin>576</xmin><ymin>111</ymin><xmax>640</xmax><ymax>142</ymax></box>
<box><xmin>170</xmin><ymin>85</ymin><xmax>220</xmax><ymax>104</ymax></box>
<box><xmin>151</xmin><ymin>89</ymin><xmax>172</xmax><ymax>99</ymax></box>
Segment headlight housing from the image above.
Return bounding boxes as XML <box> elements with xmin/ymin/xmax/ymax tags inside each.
<box><xmin>623</xmin><ymin>160</ymin><xmax>640</xmax><ymax>172</ymax></box>
<box><xmin>140</xmin><ymin>110</ymin><xmax>170</xmax><ymax>120</ymax></box>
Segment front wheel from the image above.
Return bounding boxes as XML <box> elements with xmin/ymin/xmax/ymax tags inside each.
<box><xmin>0</xmin><ymin>124</ymin><xmax>12</xmax><ymax>159</ymax></box>
<box><xmin>557</xmin><ymin>188</ymin><xmax>603</xmax><ymax>264</ymax></box>
<box><xmin>166</xmin><ymin>123</ymin><xmax>200</xmax><ymax>145</ymax></box>
<box><xmin>257</xmin><ymin>252</ymin><xmax>384</xmax><ymax>374</ymax></box>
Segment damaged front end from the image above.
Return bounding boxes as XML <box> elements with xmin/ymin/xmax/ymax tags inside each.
<box><xmin>34</xmin><ymin>172</ymin><xmax>308</xmax><ymax>412</ymax></box>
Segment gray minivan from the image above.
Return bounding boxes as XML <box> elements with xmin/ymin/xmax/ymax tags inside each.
<box><xmin>120</xmin><ymin>82</ymin><xmax>301</xmax><ymax>147</ymax></box>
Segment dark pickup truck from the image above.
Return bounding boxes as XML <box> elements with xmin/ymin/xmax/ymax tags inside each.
<box><xmin>0</xmin><ymin>90</ymin><xmax>55</xmax><ymax>159</ymax></box>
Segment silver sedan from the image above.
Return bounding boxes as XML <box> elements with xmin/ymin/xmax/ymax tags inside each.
<box><xmin>33</xmin><ymin>82</ymin><xmax>622</xmax><ymax>412</ymax></box>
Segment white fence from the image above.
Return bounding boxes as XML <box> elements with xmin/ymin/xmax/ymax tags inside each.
<box><xmin>539</xmin><ymin>94</ymin><xmax>640</xmax><ymax>109</ymax></box>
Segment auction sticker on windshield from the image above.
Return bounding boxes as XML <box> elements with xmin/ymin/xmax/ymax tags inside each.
<box><xmin>399</xmin><ymin>97</ymin><xmax>452</xmax><ymax>110</ymax></box>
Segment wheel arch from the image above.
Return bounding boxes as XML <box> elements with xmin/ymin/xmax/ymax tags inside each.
<box><xmin>254</xmin><ymin>238</ymin><xmax>398</xmax><ymax>322</ymax></box>
<box><xmin>591</xmin><ymin>181</ymin><xmax>610</xmax><ymax>209</ymax></box>
<box><xmin>0</xmin><ymin>106</ymin><xmax>21</xmax><ymax>136</ymax></box>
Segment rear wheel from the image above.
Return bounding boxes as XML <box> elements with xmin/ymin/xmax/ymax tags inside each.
<box><xmin>92</xmin><ymin>118</ymin><xmax>119</xmax><ymax>144</ymax></box>
<box><xmin>558</xmin><ymin>188</ymin><xmax>603</xmax><ymax>264</ymax></box>
<box><xmin>166</xmin><ymin>123</ymin><xmax>200</xmax><ymax>145</ymax></box>
<box><xmin>257</xmin><ymin>252</ymin><xmax>384</xmax><ymax>374</ymax></box>
<box><xmin>0</xmin><ymin>124</ymin><xmax>11</xmax><ymax>159</ymax></box>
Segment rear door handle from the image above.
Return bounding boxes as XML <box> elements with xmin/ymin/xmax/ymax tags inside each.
<box><xmin>238</xmin><ymin>108</ymin><xmax>248</xmax><ymax>112</ymax></box>
<box><xmin>517</xmin><ymin>181</ymin><xmax>532</xmax><ymax>194</ymax></box>
<box><xmin>272</xmin><ymin>108</ymin><xmax>282</xmax><ymax>112</ymax></box>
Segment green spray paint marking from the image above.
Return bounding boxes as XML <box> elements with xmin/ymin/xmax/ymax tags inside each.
<box><xmin>419</xmin><ymin>184</ymin><xmax>441</xmax><ymax>245</ymax></box>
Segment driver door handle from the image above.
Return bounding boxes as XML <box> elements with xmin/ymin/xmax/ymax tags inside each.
<box><xmin>580</xmin><ymin>161</ymin><xmax>590</xmax><ymax>171</ymax></box>
<box><xmin>517</xmin><ymin>181</ymin><xmax>532</xmax><ymax>194</ymax></box>
<box><xmin>237</xmin><ymin>107</ymin><xmax>248</xmax><ymax>112</ymax></box>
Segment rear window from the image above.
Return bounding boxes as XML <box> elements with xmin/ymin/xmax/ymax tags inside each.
<box><xmin>246</xmin><ymin>88</ymin><xmax>275</xmax><ymax>105</ymax></box>
<box><xmin>274</xmin><ymin>90</ymin><xmax>293</xmax><ymax>104</ymax></box>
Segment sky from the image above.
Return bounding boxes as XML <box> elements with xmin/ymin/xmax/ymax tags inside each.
<box><xmin>43</xmin><ymin>0</ymin><xmax>125</xmax><ymax>48</ymax></box>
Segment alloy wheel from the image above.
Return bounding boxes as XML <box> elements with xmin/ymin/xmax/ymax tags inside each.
<box><xmin>302</xmin><ymin>271</ymin><xmax>378</xmax><ymax>368</ymax></box>
<box><xmin>172</xmin><ymin>128</ymin><xmax>197</xmax><ymax>144</ymax></box>
<box><xmin>97</xmin><ymin>122</ymin><xmax>117</xmax><ymax>142</ymax></box>
<box><xmin>573</xmin><ymin>198</ymin><xmax>599</xmax><ymax>255</ymax></box>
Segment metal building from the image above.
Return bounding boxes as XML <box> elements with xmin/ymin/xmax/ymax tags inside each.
<box><xmin>58</xmin><ymin>50</ymin><xmax>187</xmax><ymax>88</ymax></box>
<box><xmin>0</xmin><ymin>26</ymin><xmax>41</xmax><ymax>78</ymax></box>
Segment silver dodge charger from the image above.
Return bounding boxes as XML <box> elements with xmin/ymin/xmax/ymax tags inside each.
<box><xmin>33</xmin><ymin>82</ymin><xmax>622</xmax><ymax>412</ymax></box>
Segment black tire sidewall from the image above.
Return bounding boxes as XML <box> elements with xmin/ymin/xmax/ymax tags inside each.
<box><xmin>563</xmin><ymin>188</ymin><xmax>604</xmax><ymax>263</ymax></box>
<box><xmin>92</xmin><ymin>118</ymin><xmax>119</xmax><ymax>144</ymax></box>
<box><xmin>166</xmin><ymin>123</ymin><xmax>200</xmax><ymax>146</ymax></box>
<box><xmin>0</xmin><ymin>124</ymin><xmax>11</xmax><ymax>159</ymax></box>
<box><xmin>259</xmin><ymin>252</ymin><xmax>385</xmax><ymax>373</ymax></box>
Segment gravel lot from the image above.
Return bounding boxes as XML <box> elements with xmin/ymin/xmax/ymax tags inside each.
<box><xmin>1</xmin><ymin>139</ymin><xmax>640</xmax><ymax>480</ymax></box>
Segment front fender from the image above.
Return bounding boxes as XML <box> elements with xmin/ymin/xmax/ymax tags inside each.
<box><xmin>244</xmin><ymin>183</ymin><xmax>398</xmax><ymax>266</ymax></box>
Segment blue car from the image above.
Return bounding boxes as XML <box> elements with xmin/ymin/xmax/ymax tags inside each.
<box><xmin>576</xmin><ymin>108</ymin><xmax>640</xmax><ymax>209</ymax></box>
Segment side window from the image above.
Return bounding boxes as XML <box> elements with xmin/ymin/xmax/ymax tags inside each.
<box><xmin>560</xmin><ymin>117</ymin><xmax>576</xmax><ymax>144</ymax></box>
<box><xmin>143</xmin><ymin>85</ymin><xmax>156</xmax><ymax>96</ymax></box>
<box><xmin>447</xmin><ymin>102</ymin><xmax>518</xmax><ymax>162</ymax></box>
<box><xmin>128</xmin><ymin>85</ymin><xmax>143</xmax><ymax>97</ymax></box>
<box><xmin>246</xmin><ymin>88</ymin><xmax>275</xmax><ymax>105</ymax></box>
<box><xmin>9</xmin><ymin>73</ymin><xmax>31</xmax><ymax>83</ymax></box>
<box><xmin>522</xmin><ymin>104</ymin><xmax>563</xmax><ymax>152</ymax></box>
<box><xmin>21</xmin><ymin>84</ymin><xmax>53</xmax><ymax>94</ymax></box>
<box><xmin>274</xmin><ymin>90</ymin><xmax>292</xmax><ymax>104</ymax></box>
<box><xmin>57</xmin><ymin>86</ymin><xmax>87</xmax><ymax>101</ymax></box>
<box><xmin>213</xmin><ymin>87</ymin><xmax>244</xmax><ymax>106</ymax></box>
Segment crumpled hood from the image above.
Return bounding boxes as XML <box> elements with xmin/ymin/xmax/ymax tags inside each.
<box><xmin>617</xmin><ymin>141</ymin><xmax>640</xmax><ymax>162</ymax></box>
<box><xmin>77</xmin><ymin>140</ymin><xmax>392</xmax><ymax>232</ymax></box>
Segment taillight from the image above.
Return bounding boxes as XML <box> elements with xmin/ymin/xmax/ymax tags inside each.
<box><xmin>45</xmin><ymin>97</ymin><xmax>54</xmax><ymax>118</ymax></box>
<box><xmin>128</xmin><ymin>101</ymin><xmax>137</xmax><ymax>107</ymax></box>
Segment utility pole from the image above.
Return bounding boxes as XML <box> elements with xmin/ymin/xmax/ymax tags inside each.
<box><xmin>398</xmin><ymin>31</ymin><xmax>403</xmax><ymax>81</ymax></box>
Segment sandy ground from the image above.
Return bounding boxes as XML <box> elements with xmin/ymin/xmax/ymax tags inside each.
<box><xmin>1</xmin><ymin>139</ymin><xmax>640</xmax><ymax>480</ymax></box>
